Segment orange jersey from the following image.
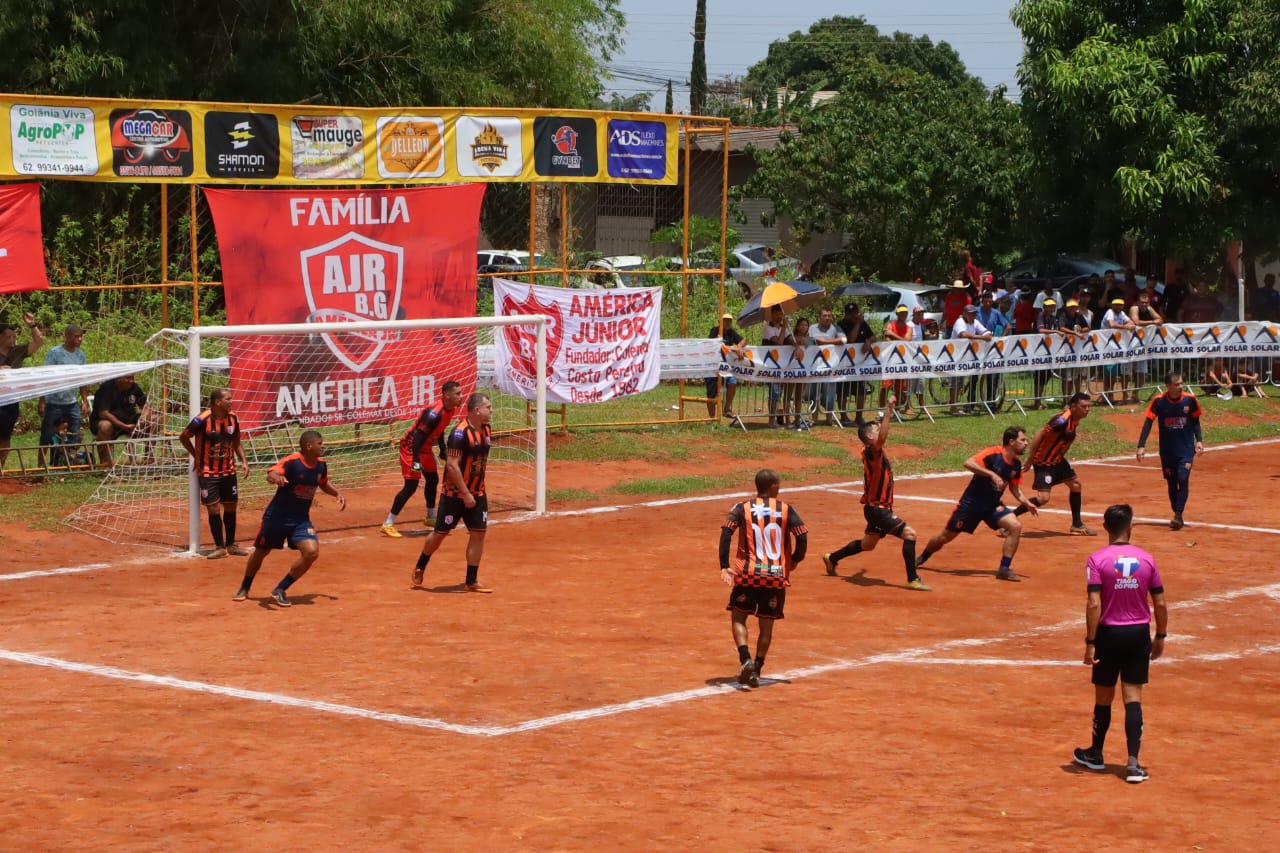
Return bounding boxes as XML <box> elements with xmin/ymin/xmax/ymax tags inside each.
<box><xmin>723</xmin><ymin>496</ymin><xmax>808</xmax><ymax>588</ymax></box>
<box><xmin>861</xmin><ymin>444</ymin><xmax>894</xmax><ymax>508</ymax></box>
<box><xmin>182</xmin><ymin>409</ymin><xmax>242</xmax><ymax>476</ymax></box>
<box><xmin>1030</xmin><ymin>410</ymin><xmax>1080</xmax><ymax>466</ymax></box>
<box><xmin>442</xmin><ymin>422</ymin><xmax>491</xmax><ymax>498</ymax></box>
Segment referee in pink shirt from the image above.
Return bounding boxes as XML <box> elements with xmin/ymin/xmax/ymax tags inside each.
<box><xmin>1073</xmin><ymin>504</ymin><xmax>1169</xmax><ymax>783</ymax></box>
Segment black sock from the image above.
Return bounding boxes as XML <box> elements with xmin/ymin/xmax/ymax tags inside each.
<box><xmin>238</xmin><ymin>572</ymin><xmax>254</xmax><ymax>593</ymax></box>
<box><xmin>209</xmin><ymin>516</ymin><xmax>224</xmax><ymax>548</ymax></box>
<box><xmin>1124</xmin><ymin>701</ymin><xmax>1143</xmax><ymax>762</ymax></box>
<box><xmin>917</xmin><ymin>548</ymin><xmax>935</xmax><ymax>567</ymax></box>
<box><xmin>416</xmin><ymin>554</ymin><xmax>429</xmax><ymax>571</ymax></box>
<box><xmin>737</xmin><ymin>644</ymin><xmax>751</xmax><ymax>664</ymax></box>
<box><xmin>1015</xmin><ymin>496</ymin><xmax>1043</xmax><ymax>517</ymax></box>
<box><xmin>831</xmin><ymin>540</ymin><xmax>863</xmax><ymax>562</ymax></box>
<box><xmin>1069</xmin><ymin>492</ymin><xmax>1083</xmax><ymax>526</ymax></box>
<box><xmin>466</xmin><ymin>564</ymin><xmax>479</xmax><ymax>585</ymax></box>
<box><xmin>754</xmin><ymin>655</ymin><xmax>765</xmax><ymax>675</ymax></box>
<box><xmin>1167</xmin><ymin>478</ymin><xmax>1178</xmax><ymax>512</ymax></box>
<box><xmin>1090</xmin><ymin>703</ymin><xmax>1111</xmax><ymax>752</ymax></box>
<box><xmin>276</xmin><ymin>574</ymin><xmax>296</xmax><ymax>592</ymax></box>
<box><xmin>903</xmin><ymin>539</ymin><xmax>918</xmax><ymax>582</ymax></box>
<box><xmin>999</xmin><ymin>555</ymin><xmax>1013</xmax><ymax>573</ymax></box>
<box><xmin>224</xmin><ymin>511</ymin><xmax>237</xmax><ymax>545</ymax></box>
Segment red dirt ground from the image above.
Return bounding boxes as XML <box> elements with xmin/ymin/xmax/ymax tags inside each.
<box><xmin>2</xmin><ymin>419</ymin><xmax>1279</xmax><ymax>850</ymax></box>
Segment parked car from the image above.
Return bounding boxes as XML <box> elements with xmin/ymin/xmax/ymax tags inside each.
<box><xmin>996</xmin><ymin>255</ymin><xmax>1143</xmax><ymax>294</ymax></box>
<box><xmin>862</xmin><ymin>283</ymin><xmax>948</xmax><ymax>338</ymax></box>
<box><xmin>728</xmin><ymin>243</ymin><xmax>800</xmax><ymax>295</ymax></box>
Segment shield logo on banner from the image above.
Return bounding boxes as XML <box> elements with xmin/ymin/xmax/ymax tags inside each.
<box><xmin>501</xmin><ymin>289</ymin><xmax>563</xmax><ymax>379</ymax></box>
<box><xmin>300</xmin><ymin>231</ymin><xmax>404</xmax><ymax>372</ymax></box>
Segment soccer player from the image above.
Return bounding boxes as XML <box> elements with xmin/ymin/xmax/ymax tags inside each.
<box><xmin>823</xmin><ymin>397</ymin><xmax>929</xmax><ymax>590</ymax></box>
<box><xmin>412</xmin><ymin>392</ymin><xmax>494</xmax><ymax>593</ymax></box>
<box><xmin>233</xmin><ymin>430</ymin><xmax>346</xmax><ymax>607</ymax></box>
<box><xmin>1073</xmin><ymin>503</ymin><xmax>1168</xmax><ymax>783</ymax></box>
<box><xmin>719</xmin><ymin>468</ymin><xmax>809</xmax><ymax>688</ymax></box>
<box><xmin>916</xmin><ymin>425</ymin><xmax>1037</xmax><ymax>581</ymax></box>
<box><xmin>1136</xmin><ymin>372</ymin><xmax>1203</xmax><ymax>530</ymax></box>
<box><xmin>381</xmin><ymin>380</ymin><xmax>463</xmax><ymax>537</ymax></box>
<box><xmin>1012</xmin><ymin>391</ymin><xmax>1097</xmax><ymax>536</ymax></box>
<box><xmin>179</xmin><ymin>388</ymin><xmax>251</xmax><ymax>559</ymax></box>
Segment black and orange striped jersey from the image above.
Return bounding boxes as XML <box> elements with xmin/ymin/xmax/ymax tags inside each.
<box><xmin>721</xmin><ymin>496</ymin><xmax>808</xmax><ymax>588</ymax></box>
<box><xmin>398</xmin><ymin>400</ymin><xmax>459</xmax><ymax>458</ymax></box>
<box><xmin>442</xmin><ymin>422</ymin><xmax>491</xmax><ymax>497</ymax></box>
<box><xmin>861</xmin><ymin>444</ymin><xmax>894</xmax><ymax>508</ymax></box>
<box><xmin>181</xmin><ymin>409</ymin><xmax>242</xmax><ymax>476</ymax></box>
<box><xmin>958</xmin><ymin>445</ymin><xmax>1022</xmax><ymax>508</ymax></box>
<box><xmin>1030</xmin><ymin>410</ymin><xmax>1080</xmax><ymax>467</ymax></box>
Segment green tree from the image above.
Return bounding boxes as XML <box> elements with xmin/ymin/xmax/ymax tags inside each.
<box><xmin>741</xmin><ymin>60</ymin><xmax>1027</xmax><ymax>281</ymax></box>
<box><xmin>0</xmin><ymin>0</ymin><xmax>625</xmax><ymax>108</ymax></box>
<box><xmin>1010</xmin><ymin>0</ymin><xmax>1280</xmax><ymax>259</ymax></box>
<box><xmin>690</xmin><ymin>0</ymin><xmax>707</xmax><ymax>115</ymax></box>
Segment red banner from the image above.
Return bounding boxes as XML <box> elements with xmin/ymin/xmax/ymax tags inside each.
<box><xmin>0</xmin><ymin>183</ymin><xmax>49</xmax><ymax>293</ymax></box>
<box><xmin>205</xmin><ymin>185</ymin><xmax>485</xmax><ymax>429</ymax></box>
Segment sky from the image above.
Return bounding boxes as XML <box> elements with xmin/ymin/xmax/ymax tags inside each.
<box><xmin>607</xmin><ymin>0</ymin><xmax>1025</xmax><ymax>111</ymax></box>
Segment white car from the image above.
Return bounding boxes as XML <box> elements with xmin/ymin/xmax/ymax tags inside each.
<box><xmin>863</xmin><ymin>283</ymin><xmax>949</xmax><ymax>338</ymax></box>
<box><xmin>477</xmin><ymin>249</ymin><xmax>530</xmax><ymax>270</ymax></box>
<box><xmin>728</xmin><ymin>244</ymin><xmax>801</xmax><ymax>296</ymax></box>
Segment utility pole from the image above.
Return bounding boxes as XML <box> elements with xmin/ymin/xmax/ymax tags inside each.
<box><xmin>690</xmin><ymin>0</ymin><xmax>707</xmax><ymax>115</ymax></box>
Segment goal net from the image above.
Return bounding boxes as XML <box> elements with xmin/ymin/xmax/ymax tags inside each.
<box><xmin>66</xmin><ymin>316</ymin><xmax>548</xmax><ymax>552</ymax></box>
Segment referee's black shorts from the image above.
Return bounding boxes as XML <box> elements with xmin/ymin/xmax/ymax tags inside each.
<box><xmin>1091</xmin><ymin>623</ymin><xmax>1153</xmax><ymax>687</ymax></box>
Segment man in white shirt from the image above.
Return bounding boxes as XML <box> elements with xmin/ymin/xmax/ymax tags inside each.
<box><xmin>809</xmin><ymin>308</ymin><xmax>846</xmax><ymax>422</ymax></box>
<box><xmin>762</xmin><ymin>305</ymin><xmax>790</xmax><ymax>426</ymax></box>
<box><xmin>949</xmin><ymin>304</ymin><xmax>991</xmax><ymax>415</ymax></box>
<box><xmin>1101</xmin><ymin>297</ymin><xmax>1136</xmax><ymax>404</ymax></box>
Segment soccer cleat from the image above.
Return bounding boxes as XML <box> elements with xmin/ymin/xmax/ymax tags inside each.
<box><xmin>1125</xmin><ymin>763</ymin><xmax>1149</xmax><ymax>784</ymax></box>
<box><xmin>380</xmin><ymin>523</ymin><xmax>402</xmax><ymax>539</ymax></box>
<box><xmin>271</xmin><ymin>588</ymin><xmax>291</xmax><ymax>607</ymax></box>
<box><xmin>464</xmin><ymin>583</ymin><xmax>494</xmax><ymax>594</ymax></box>
<box><xmin>1170</xmin><ymin>513</ymin><xmax>1184</xmax><ymax>530</ymax></box>
<box><xmin>207</xmin><ymin>547</ymin><xmax>228</xmax><ymax>560</ymax></box>
<box><xmin>747</xmin><ymin>667</ymin><xmax>761</xmax><ymax>688</ymax></box>
<box><xmin>996</xmin><ymin>569</ymin><xmax>1023</xmax><ymax>582</ymax></box>
<box><xmin>823</xmin><ymin>553</ymin><xmax>838</xmax><ymax>576</ymax></box>
<box><xmin>737</xmin><ymin>659</ymin><xmax>757</xmax><ymax>687</ymax></box>
<box><xmin>1072</xmin><ymin>747</ymin><xmax>1105</xmax><ymax>771</ymax></box>
<box><xmin>412</xmin><ymin>566</ymin><xmax>424</xmax><ymax>586</ymax></box>
<box><xmin>1069</xmin><ymin>525</ymin><xmax>1097</xmax><ymax>536</ymax></box>
<box><xmin>426</xmin><ymin>512</ymin><xmax>438</xmax><ymax>526</ymax></box>
<box><xmin>227</xmin><ymin>544</ymin><xmax>250</xmax><ymax>556</ymax></box>
<box><xmin>232</xmin><ymin>587</ymin><xmax>249</xmax><ymax>602</ymax></box>
<box><xmin>906</xmin><ymin>578</ymin><xmax>932</xmax><ymax>591</ymax></box>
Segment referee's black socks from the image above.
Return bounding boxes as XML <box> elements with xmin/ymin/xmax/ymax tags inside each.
<box><xmin>1091</xmin><ymin>703</ymin><xmax>1111</xmax><ymax>752</ymax></box>
<box><xmin>1124</xmin><ymin>701</ymin><xmax>1143</xmax><ymax>762</ymax></box>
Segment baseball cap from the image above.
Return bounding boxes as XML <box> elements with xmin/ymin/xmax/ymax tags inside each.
<box><xmin>1043</xmin><ymin>298</ymin><xmax>1057</xmax><ymax>307</ymax></box>
<box><xmin>720</xmin><ymin>312</ymin><xmax>733</xmax><ymax>320</ymax></box>
<box><xmin>895</xmin><ymin>305</ymin><xmax>909</xmax><ymax>313</ymax></box>
<box><xmin>963</xmin><ymin>303</ymin><xmax>977</xmax><ymax>312</ymax></box>
<box><xmin>1065</xmin><ymin>299</ymin><xmax>1079</xmax><ymax>308</ymax></box>
<box><xmin>912</xmin><ymin>305</ymin><xmax>925</xmax><ymax>312</ymax></box>
<box><xmin>1111</xmin><ymin>297</ymin><xmax>1125</xmax><ymax>305</ymax></box>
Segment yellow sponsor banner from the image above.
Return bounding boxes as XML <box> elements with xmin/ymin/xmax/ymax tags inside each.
<box><xmin>0</xmin><ymin>94</ymin><xmax>679</xmax><ymax>186</ymax></box>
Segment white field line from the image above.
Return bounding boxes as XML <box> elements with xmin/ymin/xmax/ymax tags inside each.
<box><xmin>2</xmin><ymin>582</ymin><xmax>1277</xmax><ymax>737</ymax></box>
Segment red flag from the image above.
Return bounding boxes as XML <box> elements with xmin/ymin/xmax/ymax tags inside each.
<box><xmin>205</xmin><ymin>185</ymin><xmax>485</xmax><ymax>429</ymax></box>
<box><xmin>0</xmin><ymin>183</ymin><xmax>49</xmax><ymax>293</ymax></box>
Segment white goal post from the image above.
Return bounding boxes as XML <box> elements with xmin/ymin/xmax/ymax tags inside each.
<box><xmin>66</xmin><ymin>315</ymin><xmax>548</xmax><ymax>554</ymax></box>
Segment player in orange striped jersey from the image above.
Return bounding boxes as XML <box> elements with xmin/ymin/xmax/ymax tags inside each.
<box><xmin>823</xmin><ymin>396</ymin><xmax>929</xmax><ymax>590</ymax></box>
<box><xmin>179</xmin><ymin>388</ymin><xmax>250</xmax><ymax>559</ymax></box>
<box><xmin>1012</xmin><ymin>391</ymin><xmax>1097</xmax><ymax>535</ymax></box>
<box><xmin>719</xmin><ymin>469</ymin><xmax>809</xmax><ymax>688</ymax></box>
<box><xmin>412</xmin><ymin>393</ymin><xmax>494</xmax><ymax>593</ymax></box>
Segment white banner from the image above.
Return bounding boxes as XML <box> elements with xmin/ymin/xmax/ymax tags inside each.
<box><xmin>718</xmin><ymin>322</ymin><xmax>1280</xmax><ymax>384</ymax></box>
<box><xmin>492</xmin><ymin>278</ymin><xmax>662</xmax><ymax>403</ymax></box>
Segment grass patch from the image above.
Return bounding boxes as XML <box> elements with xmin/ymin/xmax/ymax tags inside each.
<box><xmin>611</xmin><ymin>473</ymin><xmax>737</xmax><ymax>496</ymax></box>
<box><xmin>548</xmin><ymin>487</ymin><xmax>596</xmax><ymax>502</ymax></box>
<box><xmin>0</xmin><ymin>475</ymin><xmax>101</xmax><ymax>531</ymax></box>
